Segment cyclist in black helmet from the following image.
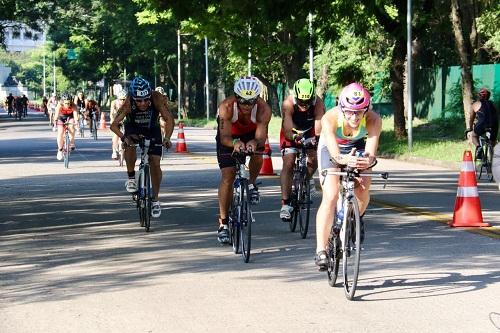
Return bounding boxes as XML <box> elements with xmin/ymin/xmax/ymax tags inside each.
<box><xmin>466</xmin><ymin>88</ymin><xmax>499</xmax><ymax>159</ymax></box>
<box><xmin>110</xmin><ymin>77</ymin><xmax>174</xmax><ymax>218</ymax></box>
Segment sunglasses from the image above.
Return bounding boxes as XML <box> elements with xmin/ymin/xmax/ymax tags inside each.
<box><xmin>133</xmin><ymin>98</ymin><xmax>150</xmax><ymax>104</ymax></box>
<box><xmin>237</xmin><ymin>97</ymin><xmax>258</xmax><ymax>106</ymax></box>
<box><xmin>342</xmin><ymin>109</ymin><xmax>367</xmax><ymax>117</ymax></box>
<box><xmin>297</xmin><ymin>99</ymin><xmax>312</xmax><ymax>107</ymax></box>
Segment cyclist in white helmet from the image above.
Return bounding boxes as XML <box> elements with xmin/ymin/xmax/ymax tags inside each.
<box><xmin>215</xmin><ymin>76</ymin><xmax>272</xmax><ymax>244</ymax></box>
<box><xmin>110</xmin><ymin>89</ymin><xmax>128</xmax><ymax>159</ymax></box>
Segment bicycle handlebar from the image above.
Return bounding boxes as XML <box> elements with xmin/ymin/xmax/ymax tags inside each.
<box><xmin>322</xmin><ymin>168</ymin><xmax>389</xmax><ymax>188</ymax></box>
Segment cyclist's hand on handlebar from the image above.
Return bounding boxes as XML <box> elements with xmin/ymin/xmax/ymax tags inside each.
<box><xmin>303</xmin><ymin>137</ymin><xmax>317</xmax><ymax>147</ymax></box>
<box><xmin>162</xmin><ymin>137</ymin><xmax>172</xmax><ymax>149</ymax></box>
<box><xmin>245</xmin><ymin>139</ymin><xmax>258</xmax><ymax>153</ymax></box>
<box><xmin>233</xmin><ymin>139</ymin><xmax>244</xmax><ymax>153</ymax></box>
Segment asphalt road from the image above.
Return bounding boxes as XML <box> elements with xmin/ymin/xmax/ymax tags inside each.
<box><xmin>1</xmin><ymin>110</ymin><xmax>499</xmax><ymax>333</ymax></box>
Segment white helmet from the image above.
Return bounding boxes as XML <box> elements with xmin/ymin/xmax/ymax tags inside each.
<box><xmin>234</xmin><ymin>76</ymin><xmax>261</xmax><ymax>100</ymax></box>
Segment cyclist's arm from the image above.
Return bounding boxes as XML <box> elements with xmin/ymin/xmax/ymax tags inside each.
<box><xmin>153</xmin><ymin>91</ymin><xmax>174</xmax><ymax>141</ymax></box>
<box><xmin>251</xmin><ymin>99</ymin><xmax>272</xmax><ymax>150</ymax></box>
<box><xmin>361</xmin><ymin>110</ymin><xmax>382</xmax><ymax>168</ymax></box>
<box><xmin>110</xmin><ymin>98</ymin><xmax>131</xmax><ymax>139</ymax></box>
<box><xmin>468</xmin><ymin>101</ymin><xmax>480</xmax><ymax>131</ymax></box>
<box><xmin>314</xmin><ymin>97</ymin><xmax>325</xmax><ymax>138</ymax></box>
<box><xmin>321</xmin><ymin>108</ymin><xmax>344</xmax><ymax>164</ymax></box>
<box><xmin>72</xmin><ymin>105</ymin><xmax>79</xmax><ymax>122</ymax></box>
<box><xmin>218</xmin><ymin>99</ymin><xmax>235</xmax><ymax>148</ymax></box>
<box><xmin>53</xmin><ymin>103</ymin><xmax>61</xmax><ymax>123</ymax></box>
<box><xmin>281</xmin><ymin>98</ymin><xmax>296</xmax><ymax>141</ymax></box>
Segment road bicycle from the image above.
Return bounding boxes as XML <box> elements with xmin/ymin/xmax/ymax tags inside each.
<box><xmin>61</xmin><ymin>121</ymin><xmax>75</xmax><ymax>169</ymax></box>
<box><xmin>475</xmin><ymin>129</ymin><xmax>494</xmax><ymax>182</ymax></box>
<box><xmin>78</xmin><ymin>108</ymin><xmax>86</xmax><ymax>138</ymax></box>
<box><xmin>228</xmin><ymin>151</ymin><xmax>259</xmax><ymax>263</ymax></box>
<box><xmin>322</xmin><ymin>165</ymin><xmax>388</xmax><ymax>300</ymax></box>
<box><xmin>88</xmin><ymin>110</ymin><xmax>98</xmax><ymax>140</ymax></box>
<box><xmin>288</xmin><ymin>128</ymin><xmax>316</xmax><ymax>239</ymax></box>
<box><xmin>130</xmin><ymin>136</ymin><xmax>163</xmax><ymax>232</ymax></box>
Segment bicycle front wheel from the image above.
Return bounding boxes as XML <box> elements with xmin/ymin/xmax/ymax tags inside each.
<box><xmin>298</xmin><ymin>179</ymin><xmax>311</xmax><ymax>239</ymax></box>
<box><xmin>342</xmin><ymin>200</ymin><xmax>361</xmax><ymax>300</ymax></box>
<box><xmin>240</xmin><ymin>180</ymin><xmax>252</xmax><ymax>263</ymax></box>
<box><xmin>64</xmin><ymin>132</ymin><xmax>70</xmax><ymax>169</ymax></box>
<box><xmin>79</xmin><ymin>118</ymin><xmax>85</xmax><ymax>137</ymax></box>
<box><xmin>143</xmin><ymin>166</ymin><xmax>152</xmax><ymax>232</ymax></box>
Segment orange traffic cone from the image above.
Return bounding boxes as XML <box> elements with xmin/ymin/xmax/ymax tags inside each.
<box><xmin>99</xmin><ymin>112</ymin><xmax>107</xmax><ymax>130</ymax></box>
<box><xmin>259</xmin><ymin>137</ymin><xmax>276</xmax><ymax>175</ymax></box>
<box><xmin>450</xmin><ymin>150</ymin><xmax>490</xmax><ymax>227</ymax></box>
<box><xmin>175</xmin><ymin>122</ymin><xmax>188</xmax><ymax>153</ymax></box>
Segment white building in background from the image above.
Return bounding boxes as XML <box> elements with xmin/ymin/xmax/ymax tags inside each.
<box><xmin>2</xmin><ymin>22</ymin><xmax>46</xmax><ymax>53</ymax></box>
<box><xmin>0</xmin><ymin>22</ymin><xmax>46</xmax><ymax>101</ymax></box>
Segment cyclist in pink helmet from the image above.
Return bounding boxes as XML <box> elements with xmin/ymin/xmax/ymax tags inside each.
<box><xmin>314</xmin><ymin>82</ymin><xmax>382</xmax><ymax>270</ymax></box>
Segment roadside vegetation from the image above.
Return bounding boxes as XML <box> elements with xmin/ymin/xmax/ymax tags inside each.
<box><xmin>178</xmin><ymin>114</ymin><xmax>469</xmax><ymax>164</ymax></box>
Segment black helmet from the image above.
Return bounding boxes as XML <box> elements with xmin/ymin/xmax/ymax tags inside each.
<box><xmin>61</xmin><ymin>92</ymin><xmax>72</xmax><ymax>102</ymax></box>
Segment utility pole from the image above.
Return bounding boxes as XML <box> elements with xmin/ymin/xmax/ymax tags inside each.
<box><xmin>205</xmin><ymin>36</ymin><xmax>209</xmax><ymax>122</ymax></box>
<box><xmin>52</xmin><ymin>52</ymin><xmax>56</xmax><ymax>94</ymax></box>
<box><xmin>43</xmin><ymin>54</ymin><xmax>46</xmax><ymax>97</ymax></box>
<box><xmin>247</xmin><ymin>24</ymin><xmax>252</xmax><ymax>76</ymax></box>
<box><xmin>407</xmin><ymin>0</ymin><xmax>413</xmax><ymax>150</ymax></box>
<box><xmin>308</xmin><ymin>13</ymin><xmax>314</xmax><ymax>81</ymax></box>
<box><xmin>177</xmin><ymin>30</ymin><xmax>182</xmax><ymax>121</ymax></box>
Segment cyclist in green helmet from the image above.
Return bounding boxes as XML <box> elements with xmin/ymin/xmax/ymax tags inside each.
<box><xmin>279</xmin><ymin>78</ymin><xmax>325</xmax><ymax>221</ymax></box>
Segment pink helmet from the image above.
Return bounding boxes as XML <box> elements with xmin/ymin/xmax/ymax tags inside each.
<box><xmin>339</xmin><ymin>83</ymin><xmax>371</xmax><ymax>111</ymax></box>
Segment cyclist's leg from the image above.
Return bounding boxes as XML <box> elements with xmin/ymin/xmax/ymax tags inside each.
<box><xmin>280</xmin><ymin>148</ymin><xmax>297</xmax><ymax>219</ymax></box>
<box><xmin>315</xmin><ymin>143</ymin><xmax>341</xmax><ymax>253</ymax></box>
<box><xmin>149</xmin><ymin>155</ymin><xmax>162</xmax><ymax>201</ymax></box>
<box><xmin>68</xmin><ymin>118</ymin><xmax>76</xmax><ymax>146</ymax></box>
<box><xmin>56</xmin><ymin>118</ymin><xmax>65</xmax><ymax>150</ymax></box>
<box><xmin>306</xmin><ymin>148</ymin><xmax>319</xmax><ymax>179</ymax></box>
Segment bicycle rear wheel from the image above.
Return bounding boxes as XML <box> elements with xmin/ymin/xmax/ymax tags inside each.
<box><xmin>240</xmin><ymin>180</ymin><xmax>252</xmax><ymax>263</ymax></box>
<box><xmin>143</xmin><ymin>166</ymin><xmax>152</xmax><ymax>232</ymax></box>
<box><xmin>327</xmin><ymin>231</ymin><xmax>341</xmax><ymax>287</ymax></box>
<box><xmin>342</xmin><ymin>200</ymin><xmax>361</xmax><ymax>300</ymax></box>
<box><xmin>289</xmin><ymin>175</ymin><xmax>300</xmax><ymax>232</ymax></box>
<box><xmin>485</xmin><ymin>143</ymin><xmax>494</xmax><ymax>181</ymax></box>
<box><xmin>64</xmin><ymin>132</ymin><xmax>70</xmax><ymax>169</ymax></box>
<box><xmin>79</xmin><ymin>118</ymin><xmax>85</xmax><ymax>137</ymax></box>
<box><xmin>92</xmin><ymin>118</ymin><xmax>98</xmax><ymax>140</ymax></box>
<box><xmin>298</xmin><ymin>179</ymin><xmax>311</xmax><ymax>239</ymax></box>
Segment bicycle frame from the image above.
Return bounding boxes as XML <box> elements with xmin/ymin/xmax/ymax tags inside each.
<box><xmin>476</xmin><ymin>130</ymin><xmax>494</xmax><ymax>181</ymax></box>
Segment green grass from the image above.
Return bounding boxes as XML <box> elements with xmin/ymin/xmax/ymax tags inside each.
<box><xmin>179</xmin><ymin>115</ymin><xmax>473</xmax><ymax>164</ymax></box>
<box><xmin>378</xmin><ymin>115</ymin><xmax>470</xmax><ymax>163</ymax></box>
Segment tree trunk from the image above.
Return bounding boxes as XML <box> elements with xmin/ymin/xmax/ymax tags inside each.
<box><xmin>451</xmin><ymin>0</ymin><xmax>474</xmax><ymax>128</ymax></box>
<box><xmin>316</xmin><ymin>63</ymin><xmax>329</xmax><ymax>99</ymax></box>
<box><xmin>391</xmin><ymin>37</ymin><xmax>407</xmax><ymax>138</ymax></box>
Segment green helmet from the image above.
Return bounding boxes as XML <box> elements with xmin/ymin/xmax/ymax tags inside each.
<box><xmin>293</xmin><ymin>78</ymin><xmax>314</xmax><ymax>101</ymax></box>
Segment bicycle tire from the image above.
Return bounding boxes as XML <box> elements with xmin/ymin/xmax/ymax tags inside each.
<box><xmin>299</xmin><ymin>179</ymin><xmax>311</xmax><ymax>239</ymax></box>
<box><xmin>327</xmin><ymin>231</ymin><xmax>341</xmax><ymax>287</ymax></box>
<box><xmin>230</xmin><ymin>184</ymin><xmax>241</xmax><ymax>254</ymax></box>
<box><xmin>137</xmin><ymin>170</ymin><xmax>145</xmax><ymax>227</ymax></box>
<box><xmin>143</xmin><ymin>165</ymin><xmax>152</xmax><ymax>232</ymax></box>
<box><xmin>79</xmin><ymin>118</ymin><xmax>85</xmax><ymax>138</ymax></box>
<box><xmin>342</xmin><ymin>200</ymin><xmax>361</xmax><ymax>300</ymax></box>
<box><xmin>475</xmin><ymin>146</ymin><xmax>484</xmax><ymax>180</ymax></box>
<box><xmin>64</xmin><ymin>132</ymin><xmax>70</xmax><ymax>169</ymax></box>
<box><xmin>92</xmin><ymin>118</ymin><xmax>98</xmax><ymax>140</ymax></box>
<box><xmin>240</xmin><ymin>180</ymin><xmax>252</xmax><ymax>263</ymax></box>
<box><xmin>486</xmin><ymin>143</ymin><xmax>494</xmax><ymax>182</ymax></box>
<box><xmin>289</xmin><ymin>175</ymin><xmax>300</xmax><ymax>232</ymax></box>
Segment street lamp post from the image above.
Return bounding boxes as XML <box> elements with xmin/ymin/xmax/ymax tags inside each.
<box><xmin>154</xmin><ymin>49</ymin><xmax>158</xmax><ymax>88</ymax></box>
<box><xmin>308</xmin><ymin>13</ymin><xmax>314</xmax><ymax>81</ymax></box>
